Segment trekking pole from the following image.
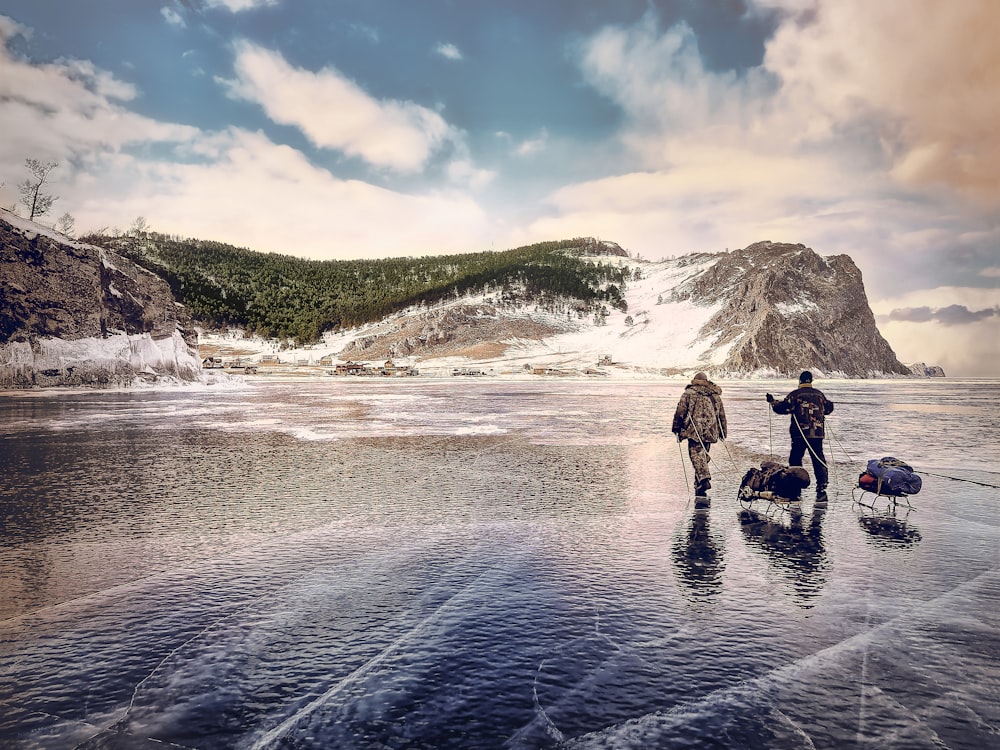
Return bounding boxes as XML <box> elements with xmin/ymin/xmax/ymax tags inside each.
<box><xmin>767</xmin><ymin>403</ymin><xmax>774</xmax><ymax>461</ymax></box>
<box><xmin>677</xmin><ymin>437</ymin><xmax>692</xmax><ymax>499</ymax></box>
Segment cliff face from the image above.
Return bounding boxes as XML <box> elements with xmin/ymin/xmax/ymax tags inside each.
<box><xmin>0</xmin><ymin>210</ymin><xmax>200</xmax><ymax>388</ymax></box>
<box><xmin>674</xmin><ymin>241</ymin><xmax>911</xmax><ymax>377</ymax></box>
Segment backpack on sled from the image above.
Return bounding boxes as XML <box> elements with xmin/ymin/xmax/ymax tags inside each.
<box><xmin>858</xmin><ymin>457</ymin><xmax>922</xmax><ymax>497</ymax></box>
<box><xmin>739</xmin><ymin>461</ymin><xmax>811</xmax><ymax>502</ymax></box>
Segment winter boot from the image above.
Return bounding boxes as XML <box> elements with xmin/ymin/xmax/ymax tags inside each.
<box><xmin>695</xmin><ymin>479</ymin><xmax>711</xmax><ymax>497</ymax></box>
<box><xmin>815</xmin><ymin>485</ymin><xmax>828</xmax><ymax>503</ymax></box>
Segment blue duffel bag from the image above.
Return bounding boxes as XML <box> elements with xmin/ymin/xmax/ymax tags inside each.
<box><xmin>865</xmin><ymin>457</ymin><xmax>922</xmax><ymax>496</ymax></box>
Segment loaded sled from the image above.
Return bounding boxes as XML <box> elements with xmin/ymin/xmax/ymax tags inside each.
<box><xmin>738</xmin><ymin>462</ymin><xmax>811</xmax><ymax>517</ymax></box>
<box><xmin>852</xmin><ymin>456</ymin><xmax>921</xmax><ymax>511</ymax></box>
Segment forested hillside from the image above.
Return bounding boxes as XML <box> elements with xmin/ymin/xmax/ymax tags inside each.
<box><xmin>83</xmin><ymin>232</ymin><xmax>633</xmax><ymax>344</ymax></box>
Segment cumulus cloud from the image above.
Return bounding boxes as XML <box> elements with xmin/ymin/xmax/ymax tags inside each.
<box><xmin>223</xmin><ymin>41</ymin><xmax>459</xmax><ymax>173</ymax></box>
<box><xmin>578</xmin><ymin>16</ymin><xmax>773</xmax><ymax>155</ymax></box>
<box><xmin>760</xmin><ymin>0</ymin><xmax>1000</xmax><ymax>206</ymax></box>
<box><xmin>0</xmin><ymin>19</ymin><xmax>495</xmax><ymax>259</ymax></box>
<box><xmin>67</xmin><ymin>128</ymin><xmax>495</xmax><ymax>259</ymax></box>
<box><xmin>0</xmin><ymin>18</ymin><xmax>196</xmax><ymax>173</ymax></box>
<box><xmin>434</xmin><ymin>43</ymin><xmax>462</xmax><ymax>61</ymax></box>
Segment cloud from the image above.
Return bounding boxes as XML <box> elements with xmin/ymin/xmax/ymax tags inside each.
<box><xmin>877</xmin><ymin>317</ymin><xmax>999</xmax><ymax>377</ymax></box>
<box><xmin>869</xmin><ymin>287</ymin><xmax>1000</xmax><ymax>375</ymax></box>
<box><xmin>161</xmin><ymin>7</ymin><xmax>186</xmax><ymax>28</ymax></box>
<box><xmin>434</xmin><ymin>43</ymin><xmax>462</xmax><ymax>61</ymax></box>
<box><xmin>204</xmin><ymin>0</ymin><xmax>279</xmax><ymax>12</ymax></box>
<box><xmin>759</xmin><ymin>0</ymin><xmax>1000</xmax><ymax>206</ymax></box>
<box><xmin>223</xmin><ymin>41</ymin><xmax>459</xmax><ymax>173</ymax></box>
<box><xmin>0</xmin><ymin>19</ymin><xmax>196</xmax><ymax>172</ymax></box>
<box><xmin>879</xmin><ymin>305</ymin><xmax>999</xmax><ymax>326</ymax></box>
<box><xmin>348</xmin><ymin>23</ymin><xmax>379</xmax><ymax>44</ymax></box>
<box><xmin>514</xmin><ymin>131</ymin><xmax>548</xmax><ymax>158</ymax></box>
<box><xmin>979</xmin><ymin>267</ymin><xmax>1000</xmax><ymax>279</ymax></box>
<box><xmin>66</xmin><ymin>129</ymin><xmax>495</xmax><ymax>259</ymax></box>
<box><xmin>0</xmin><ymin>14</ymin><xmax>28</xmax><ymax>40</ymax></box>
<box><xmin>0</xmin><ymin>20</ymin><xmax>495</xmax><ymax>259</ymax></box>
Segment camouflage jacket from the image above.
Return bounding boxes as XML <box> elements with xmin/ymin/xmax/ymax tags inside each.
<box><xmin>771</xmin><ymin>384</ymin><xmax>834</xmax><ymax>439</ymax></box>
<box><xmin>672</xmin><ymin>381</ymin><xmax>727</xmax><ymax>443</ymax></box>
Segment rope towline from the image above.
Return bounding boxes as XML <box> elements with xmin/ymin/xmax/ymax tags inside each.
<box><xmin>686</xmin><ymin>407</ymin><xmax>735</xmax><ymax>480</ymax></box>
<box><xmin>918</xmin><ymin>471</ymin><xmax>1000</xmax><ymax>490</ymax></box>
<box><xmin>818</xmin><ymin>418</ymin><xmax>999</xmax><ymax>491</ymax></box>
<box><xmin>716</xmin><ymin>416</ymin><xmax>741</xmax><ymax>473</ymax></box>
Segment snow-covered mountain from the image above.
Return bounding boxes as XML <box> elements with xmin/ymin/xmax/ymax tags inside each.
<box><xmin>0</xmin><ymin>209</ymin><xmax>201</xmax><ymax>387</ymax></box>
<box><xmin>297</xmin><ymin>240</ymin><xmax>911</xmax><ymax>378</ymax></box>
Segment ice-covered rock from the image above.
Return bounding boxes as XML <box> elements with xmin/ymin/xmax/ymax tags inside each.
<box><xmin>1</xmin><ymin>209</ymin><xmax>202</xmax><ymax>388</ymax></box>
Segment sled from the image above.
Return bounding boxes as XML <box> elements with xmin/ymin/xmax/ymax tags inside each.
<box><xmin>737</xmin><ymin>485</ymin><xmax>801</xmax><ymax>518</ymax></box>
<box><xmin>851</xmin><ymin>484</ymin><xmax>914</xmax><ymax>512</ymax></box>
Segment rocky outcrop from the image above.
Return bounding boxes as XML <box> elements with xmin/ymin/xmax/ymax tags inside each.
<box><xmin>0</xmin><ymin>209</ymin><xmax>201</xmax><ymax>388</ymax></box>
<box><xmin>339</xmin><ymin>303</ymin><xmax>575</xmax><ymax>361</ymax></box>
<box><xmin>675</xmin><ymin>241</ymin><xmax>911</xmax><ymax>377</ymax></box>
<box><xmin>907</xmin><ymin>362</ymin><xmax>946</xmax><ymax>377</ymax></box>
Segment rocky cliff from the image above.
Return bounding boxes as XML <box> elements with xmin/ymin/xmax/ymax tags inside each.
<box><xmin>673</xmin><ymin>241</ymin><xmax>911</xmax><ymax>377</ymax></box>
<box><xmin>0</xmin><ymin>210</ymin><xmax>201</xmax><ymax>388</ymax></box>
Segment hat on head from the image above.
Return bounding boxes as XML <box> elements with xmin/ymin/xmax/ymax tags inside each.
<box><xmin>693</xmin><ymin>371</ymin><xmax>708</xmax><ymax>382</ymax></box>
<box><xmin>799</xmin><ymin>370</ymin><xmax>813</xmax><ymax>384</ymax></box>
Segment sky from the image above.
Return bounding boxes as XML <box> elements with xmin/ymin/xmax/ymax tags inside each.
<box><xmin>0</xmin><ymin>0</ymin><xmax>997</xmax><ymax>376</ymax></box>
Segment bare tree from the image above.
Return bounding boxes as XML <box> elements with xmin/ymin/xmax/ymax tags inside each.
<box><xmin>18</xmin><ymin>159</ymin><xmax>59</xmax><ymax>220</ymax></box>
<box><xmin>55</xmin><ymin>212</ymin><xmax>76</xmax><ymax>237</ymax></box>
<box><xmin>128</xmin><ymin>215</ymin><xmax>149</xmax><ymax>236</ymax></box>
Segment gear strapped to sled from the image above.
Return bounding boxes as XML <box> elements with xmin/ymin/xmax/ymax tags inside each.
<box><xmin>738</xmin><ymin>461</ymin><xmax>811</xmax><ymax>512</ymax></box>
<box><xmin>853</xmin><ymin>456</ymin><xmax>921</xmax><ymax>510</ymax></box>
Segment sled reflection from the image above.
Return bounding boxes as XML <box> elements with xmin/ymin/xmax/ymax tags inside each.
<box><xmin>739</xmin><ymin>502</ymin><xmax>828</xmax><ymax>607</ymax></box>
<box><xmin>857</xmin><ymin>507</ymin><xmax>921</xmax><ymax>549</ymax></box>
<box><xmin>672</xmin><ymin>508</ymin><xmax>725</xmax><ymax>601</ymax></box>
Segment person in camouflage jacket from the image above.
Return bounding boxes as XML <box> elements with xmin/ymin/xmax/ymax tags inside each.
<box><xmin>767</xmin><ymin>370</ymin><xmax>834</xmax><ymax>501</ymax></box>
<box><xmin>672</xmin><ymin>372</ymin><xmax>728</xmax><ymax>497</ymax></box>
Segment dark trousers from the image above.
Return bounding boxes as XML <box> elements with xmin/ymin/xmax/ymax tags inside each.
<box><xmin>790</xmin><ymin>435</ymin><xmax>828</xmax><ymax>489</ymax></box>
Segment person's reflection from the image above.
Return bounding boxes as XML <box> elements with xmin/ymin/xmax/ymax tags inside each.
<box><xmin>858</xmin><ymin>509</ymin><xmax>921</xmax><ymax>549</ymax></box>
<box><xmin>672</xmin><ymin>507</ymin><xmax>725</xmax><ymax>601</ymax></box>
<box><xmin>739</xmin><ymin>501</ymin><xmax>828</xmax><ymax>607</ymax></box>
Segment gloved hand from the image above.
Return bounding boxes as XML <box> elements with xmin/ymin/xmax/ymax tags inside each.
<box><xmin>676</xmin><ymin>434</ymin><xmax>683</xmax><ymax>443</ymax></box>
<box><xmin>766</xmin><ymin>393</ymin><xmax>774</xmax><ymax>403</ymax></box>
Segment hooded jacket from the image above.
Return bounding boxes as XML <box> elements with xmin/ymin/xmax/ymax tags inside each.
<box><xmin>672</xmin><ymin>379</ymin><xmax>727</xmax><ymax>443</ymax></box>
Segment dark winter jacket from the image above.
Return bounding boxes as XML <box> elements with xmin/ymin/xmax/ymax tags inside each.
<box><xmin>771</xmin><ymin>384</ymin><xmax>833</xmax><ymax>439</ymax></box>
<box><xmin>672</xmin><ymin>380</ymin><xmax>727</xmax><ymax>443</ymax></box>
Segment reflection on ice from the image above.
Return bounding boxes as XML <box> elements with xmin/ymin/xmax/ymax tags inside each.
<box><xmin>672</xmin><ymin>508</ymin><xmax>725</xmax><ymax>601</ymax></box>
<box><xmin>0</xmin><ymin>379</ymin><xmax>997</xmax><ymax>749</ymax></box>
<box><xmin>739</xmin><ymin>502</ymin><xmax>829</xmax><ymax>607</ymax></box>
<box><xmin>857</xmin><ymin>508</ymin><xmax>922</xmax><ymax>549</ymax></box>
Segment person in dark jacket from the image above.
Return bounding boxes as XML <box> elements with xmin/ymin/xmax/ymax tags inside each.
<box><xmin>767</xmin><ymin>371</ymin><xmax>834</xmax><ymax>501</ymax></box>
<box><xmin>672</xmin><ymin>372</ymin><xmax>728</xmax><ymax>498</ymax></box>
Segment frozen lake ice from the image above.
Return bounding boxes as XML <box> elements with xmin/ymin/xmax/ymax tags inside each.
<box><xmin>1</xmin><ymin>379</ymin><xmax>998</xmax><ymax>748</ymax></box>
